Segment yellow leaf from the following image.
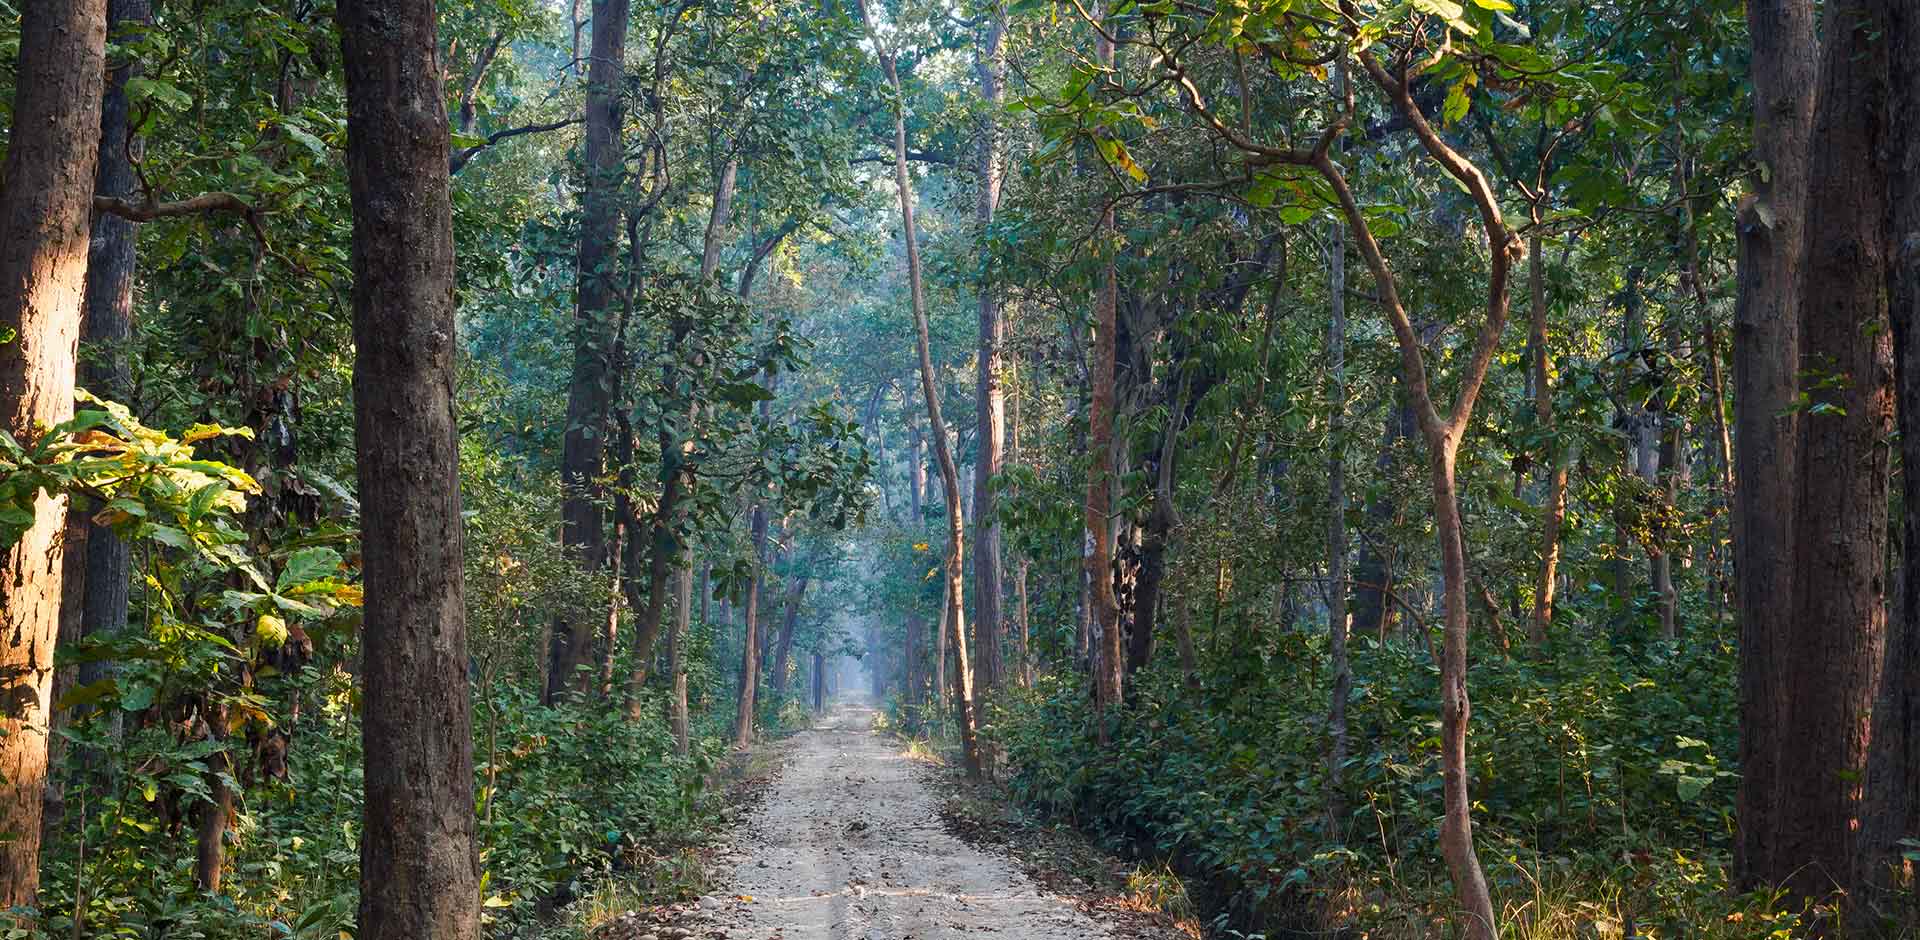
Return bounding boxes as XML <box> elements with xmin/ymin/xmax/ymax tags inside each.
<box><xmin>257</xmin><ymin>614</ymin><xmax>290</xmax><ymax>648</ymax></box>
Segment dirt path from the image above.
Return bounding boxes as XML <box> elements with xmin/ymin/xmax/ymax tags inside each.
<box><xmin>682</xmin><ymin>700</ymin><xmax>1153</xmax><ymax>940</ymax></box>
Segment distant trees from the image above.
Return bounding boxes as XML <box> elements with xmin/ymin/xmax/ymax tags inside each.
<box><xmin>858</xmin><ymin>0</ymin><xmax>982</xmax><ymax>777</ymax></box>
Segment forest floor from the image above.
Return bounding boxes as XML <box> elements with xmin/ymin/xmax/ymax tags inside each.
<box><xmin>613</xmin><ymin>698</ymin><xmax>1192</xmax><ymax>940</ymax></box>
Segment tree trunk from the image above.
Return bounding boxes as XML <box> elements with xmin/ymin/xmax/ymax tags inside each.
<box><xmin>859</xmin><ymin>0</ymin><xmax>980</xmax><ymax>776</ymax></box>
<box><xmin>79</xmin><ymin>0</ymin><xmax>148</xmax><ymax>674</ymax></box>
<box><xmin>771</xmin><ymin>575</ymin><xmax>810</xmax><ymax>697</ymax></box>
<box><xmin>1173</xmin><ymin>594</ymin><xmax>1199</xmax><ymax>691</ymax></box>
<box><xmin>551</xmin><ymin>0</ymin><xmax>631</xmax><ymax>703</ymax></box>
<box><xmin>1086</xmin><ymin>5</ymin><xmax>1124</xmax><ymax>739</ymax></box>
<box><xmin>734</xmin><ymin>503</ymin><xmax>769</xmax><ymax>747</ymax></box>
<box><xmin>970</xmin><ymin>10</ymin><xmax>1009</xmax><ymax>717</ymax></box>
<box><xmin>1773</xmin><ymin>0</ymin><xmax>1892</xmax><ymax>910</ymax></box>
<box><xmin>907</xmin><ymin>408</ymin><xmax>926</xmax><ymax>523</ymax></box>
<box><xmin>667</xmin><ymin>563</ymin><xmax>691</xmax><ymax>755</ymax></box>
<box><xmin>1353</xmin><ymin>397</ymin><xmax>1411</xmax><ymax>639</ymax></box>
<box><xmin>1325</xmin><ymin>54</ymin><xmax>1513</xmax><ymax>939</ymax></box>
<box><xmin>337</xmin><ymin>0</ymin><xmax>480</xmax><ymax>934</ymax></box>
<box><xmin>1009</xmin><ymin>349</ymin><xmax>1033</xmax><ymax>686</ymax></box>
<box><xmin>1325</xmin><ymin>210</ymin><xmax>1352</xmax><ymax>835</ymax></box>
<box><xmin>1127</xmin><ymin>372</ymin><xmax>1185</xmax><ymax>676</ymax></box>
<box><xmin>1732</xmin><ymin>0</ymin><xmax>1814</xmax><ymax>887</ymax></box>
<box><xmin>193</xmin><ymin>722</ymin><xmax>233</xmax><ymax>891</ymax></box>
<box><xmin>904</xmin><ymin>612</ymin><xmax>923</xmax><ymax>710</ymax></box>
<box><xmin>934</xmin><ymin>579</ymin><xmax>950</xmax><ymax>716</ymax></box>
<box><xmin>1527</xmin><ymin>233</ymin><xmax>1567</xmax><ymax>648</ymax></box>
<box><xmin>0</xmin><ymin>0</ymin><xmax>107</xmax><ymax>907</ymax></box>
<box><xmin>1864</xmin><ymin>0</ymin><xmax>1920</xmax><ymax>921</ymax></box>
<box><xmin>813</xmin><ymin>652</ymin><xmax>826</xmax><ymax>712</ymax></box>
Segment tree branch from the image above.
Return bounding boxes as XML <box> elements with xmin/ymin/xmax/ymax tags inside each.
<box><xmin>449</xmin><ymin>116</ymin><xmax>584</xmax><ymax>175</ymax></box>
<box><xmin>94</xmin><ymin>192</ymin><xmax>268</xmax><ymax>247</ymax></box>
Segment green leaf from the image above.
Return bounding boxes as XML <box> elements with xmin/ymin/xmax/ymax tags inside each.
<box><xmin>119</xmin><ymin>683</ymin><xmax>157</xmax><ymax>712</ymax></box>
<box><xmin>1443</xmin><ymin>80</ymin><xmax>1472</xmax><ymax>125</ymax></box>
<box><xmin>56</xmin><ymin>678</ymin><xmax>118</xmax><ymax>711</ymax></box>
<box><xmin>1675</xmin><ymin>775</ymin><xmax>1712</xmax><ymax>802</ymax></box>
<box><xmin>283</xmin><ymin>125</ymin><xmax>328</xmax><ymax>156</ymax></box>
<box><xmin>277</xmin><ymin>546</ymin><xmax>343</xmax><ymax>592</ymax></box>
<box><xmin>124</xmin><ymin>77</ymin><xmax>192</xmax><ymax>110</ymax></box>
<box><xmin>148</xmin><ymin>524</ymin><xmax>194</xmax><ymax>550</ymax></box>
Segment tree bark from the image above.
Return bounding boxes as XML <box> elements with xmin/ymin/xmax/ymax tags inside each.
<box><xmin>1324</xmin><ymin>53</ymin><xmax>1513</xmax><ymax>940</ymax></box>
<box><xmin>1864</xmin><ymin>0</ymin><xmax>1920</xmax><ymax>921</ymax></box>
<box><xmin>78</xmin><ymin>0</ymin><xmax>149</xmax><ymax>677</ymax></box>
<box><xmin>1732</xmin><ymin>0</ymin><xmax>1814</xmax><ymax>886</ymax></box>
<box><xmin>551</xmin><ymin>0</ymin><xmax>631</xmax><ymax>703</ymax></box>
<box><xmin>1772</xmin><ymin>0</ymin><xmax>1892</xmax><ymax>910</ymax></box>
<box><xmin>1325</xmin><ymin>210</ymin><xmax>1352</xmax><ymax>835</ymax></box>
<box><xmin>858</xmin><ymin>0</ymin><xmax>980</xmax><ymax>777</ymax></box>
<box><xmin>667</xmin><ymin>564</ymin><xmax>691</xmax><ymax>755</ymax></box>
<box><xmin>337</xmin><ymin>0</ymin><xmax>480</xmax><ymax>935</ymax></box>
<box><xmin>1352</xmin><ymin>397</ymin><xmax>1412</xmax><ymax>640</ymax></box>
<box><xmin>0</xmin><ymin>0</ymin><xmax>107</xmax><ymax>907</ymax></box>
<box><xmin>1527</xmin><ymin>233</ymin><xmax>1567</xmax><ymax>648</ymax></box>
<box><xmin>1086</xmin><ymin>3</ymin><xmax>1124</xmax><ymax>740</ymax></box>
<box><xmin>771</xmin><ymin>575</ymin><xmax>810</xmax><ymax>697</ymax></box>
<box><xmin>733</xmin><ymin>503</ymin><xmax>769</xmax><ymax>747</ymax></box>
<box><xmin>1009</xmin><ymin>348</ymin><xmax>1033</xmax><ymax>687</ymax></box>
<box><xmin>970</xmin><ymin>10</ymin><xmax>1009</xmax><ymax>717</ymax></box>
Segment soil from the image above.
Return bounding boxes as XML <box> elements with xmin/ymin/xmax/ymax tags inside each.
<box><xmin>646</xmin><ymin>699</ymin><xmax>1191</xmax><ymax>940</ymax></box>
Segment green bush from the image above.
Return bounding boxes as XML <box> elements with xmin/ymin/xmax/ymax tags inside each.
<box><xmin>992</xmin><ymin>628</ymin><xmax>1803</xmax><ymax>937</ymax></box>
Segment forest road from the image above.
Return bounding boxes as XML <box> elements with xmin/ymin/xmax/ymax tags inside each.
<box><xmin>684</xmin><ymin>699</ymin><xmax>1135</xmax><ymax>940</ymax></box>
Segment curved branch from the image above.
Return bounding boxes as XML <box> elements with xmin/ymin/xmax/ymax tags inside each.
<box><xmin>94</xmin><ymin>192</ymin><xmax>268</xmax><ymax>248</ymax></box>
<box><xmin>449</xmin><ymin>116</ymin><xmax>584</xmax><ymax>175</ymax></box>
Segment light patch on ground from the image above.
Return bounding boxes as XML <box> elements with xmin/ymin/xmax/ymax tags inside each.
<box><xmin>674</xmin><ymin>700</ymin><xmax>1176</xmax><ymax>939</ymax></box>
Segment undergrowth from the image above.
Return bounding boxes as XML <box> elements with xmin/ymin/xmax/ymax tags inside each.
<box><xmin>989</xmin><ymin>627</ymin><xmax>1878</xmax><ymax>939</ymax></box>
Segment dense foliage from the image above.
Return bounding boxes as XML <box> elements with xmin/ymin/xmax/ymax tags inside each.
<box><xmin>0</xmin><ymin>0</ymin><xmax>1917</xmax><ymax>937</ymax></box>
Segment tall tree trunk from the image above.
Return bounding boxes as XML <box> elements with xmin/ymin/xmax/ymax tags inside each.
<box><xmin>813</xmin><ymin>651</ymin><xmax>826</xmax><ymax>712</ymax></box>
<box><xmin>667</xmin><ymin>564</ymin><xmax>691</xmax><ymax>755</ymax></box>
<box><xmin>625</xmin><ymin>166</ymin><xmax>733</xmax><ymax>711</ymax></box>
<box><xmin>1320</xmin><ymin>54</ymin><xmax>1512</xmax><ymax>940</ymax></box>
<box><xmin>771</xmin><ymin>575</ymin><xmax>810</xmax><ymax>697</ymax></box>
<box><xmin>1086</xmin><ymin>2</ymin><xmax>1124</xmax><ymax>739</ymax></box>
<box><xmin>1864</xmin><ymin>0</ymin><xmax>1920</xmax><ymax>920</ymax></box>
<box><xmin>1527</xmin><ymin>232</ymin><xmax>1567</xmax><ymax>648</ymax></box>
<box><xmin>934</xmin><ymin>578</ymin><xmax>949</xmax><ymax>716</ymax></box>
<box><xmin>1325</xmin><ymin>210</ymin><xmax>1352</xmax><ymax>835</ymax></box>
<box><xmin>1773</xmin><ymin>0</ymin><xmax>1892</xmax><ymax>910</ymax></box>
<box><xmin>551</xmin><ymin>0</ymin><xmax>631</xmax><ymax>703</ymax></box>
<box><xmin>904</xmin><ymin>611</ymin><xmax>923</xmax><ymax>710</ymax></box>
<box><xmin>1352</xmin><ymin>397</ymin><xmax>1411</xmax><ymax>639</ymax></box>
<box><xmin>79</xmin><ymin>0</ymin><xmax>148</xmax><ymax>673</ymax></box>
<box><xmin>1732</xmin><ymin>0</ymin><xmax>1814</xmax><ymax>886</ymax></box>
<box><xmin>733</xmin><ymin>503</ymin><xmax>769</xmax><ymax>747</ymax></box>
<box><xmin>859</xmin><ymin>0</ymin><xmax>980</xmax><ymax>776</ymax></box>
<box><xmin>1128</xmin><ymin>369</ymin><xmax>1187</xmax><ymax>677</ymax></box>
<box><xmin>1009</xmin><ymin>346</ymin><xmax>1033</xmax><ymax>686</ymax></box>
<box><xmin>1615</xmin><ymin>268</ymin><xmax>1653</xmax><ymax>609</ymax></box>
<box><xmin>970</xmin><ymin>10</ymin><xmax>1008</xmax><ymax>720</ymax></box>
<box><xmin>908</xmin><ymin>407</ymin><xmax>926</xmax><ymax>523</ymax></box>
<box><xmin>1173</xmin><ymin>593</ymin><xmax>1199</xmax><ymax>691</ymax></box>
<box><xmin>0</xmin><ymin>0</ymin><xmax>106</xmax><ymax>907</ymax></box>
<box><xmin>338</xmin><ymin>0</ymin><xmax>479</xmax><ymax>935</ymax></box>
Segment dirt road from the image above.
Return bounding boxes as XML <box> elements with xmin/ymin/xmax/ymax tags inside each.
<box><xmin>684</xmin><ymin>701</ymin><xmax>1155</xmax><ymax>940</ymax></box>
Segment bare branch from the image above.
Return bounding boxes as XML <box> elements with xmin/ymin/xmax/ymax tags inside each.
<box><xmin>449</xmin><ymin>116</ymin><xmax>584</xmax><ymax>175</ymax></box>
